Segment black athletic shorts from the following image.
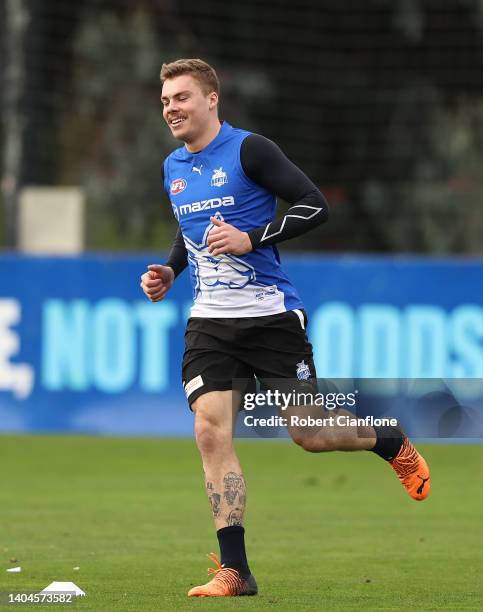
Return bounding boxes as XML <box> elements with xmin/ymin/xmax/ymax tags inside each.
<box><xmin>182</xmin><ymin>309</ymin><xmax>317</xmax><ymax>408</ymax></box>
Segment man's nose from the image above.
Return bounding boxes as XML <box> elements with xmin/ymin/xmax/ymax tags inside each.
<box><xmin>166</xmin><ymin>99</ymin><xmax>179</xmax><ymax>112</ymax></box>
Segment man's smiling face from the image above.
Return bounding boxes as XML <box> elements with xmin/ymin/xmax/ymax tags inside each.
<box><xmin>161</xmin><ymin>74</ymin><xmax>218</xmax><ymax>145</ymax></box>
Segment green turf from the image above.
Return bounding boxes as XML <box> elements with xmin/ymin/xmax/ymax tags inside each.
<box><xmin>0</xmin><ymin>436</ymin><xmax>482</xmax><ymax>611</ymax></box>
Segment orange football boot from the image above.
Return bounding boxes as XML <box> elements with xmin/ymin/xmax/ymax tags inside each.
<box><xmin>187</xmin><ymin>553</ymin><xmax>258</xmax><ymax>597</ymax></box>
<box><xmin>389</xmin><ymin>437</ymin><xmax>431</xmax><ymax>501</ymax></box>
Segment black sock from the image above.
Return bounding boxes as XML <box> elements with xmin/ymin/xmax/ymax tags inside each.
<box><xmin>370</xmin><ymin>424</ymin><xmax>404</xmax><ymax>461</ymax></box>
<box><xmin>217</xmin><ymin>526</ymin><xmax>250</xmax><ymax>579</ymax></box>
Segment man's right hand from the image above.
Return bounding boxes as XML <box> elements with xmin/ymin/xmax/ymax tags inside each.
<box><xmin>140</xmin><ymin>264</ymin><xmax>175</xmax><ymax>302</ymax></box>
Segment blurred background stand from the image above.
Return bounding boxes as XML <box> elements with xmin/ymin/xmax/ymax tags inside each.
<box><xmin>18</xmin><ymin>187</ymin><xmax>84</xmax><ymax>254</ymax></box>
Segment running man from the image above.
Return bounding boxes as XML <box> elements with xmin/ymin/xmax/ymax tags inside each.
<box><xmin>140</xmin><ymin>58</ymin><xmax>430</xmax><ymax>598</ymax></box>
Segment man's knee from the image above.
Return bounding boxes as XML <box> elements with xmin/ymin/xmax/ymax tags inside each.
<box><xmin>291</xmin><ymin>430</ymin><xmax>335</xmax><ymax>453</ymax></box>
<box><xmin>193</xmin><ymin>393</ymin><xmax>233</xmax><ymax>456</ymax></box>
<box><xmin>194</xmin><ymin>417</ymin><xmax>229</xmax><ymax>455</ymax></box>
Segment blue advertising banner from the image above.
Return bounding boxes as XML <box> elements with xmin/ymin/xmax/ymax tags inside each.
<box><xmin>0</xmin><ymin>254</ymin><xmax>482</xmax><ymax>436</ymax></box>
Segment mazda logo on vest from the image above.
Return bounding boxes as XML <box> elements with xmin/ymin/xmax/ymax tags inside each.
<box><xmin>178</xmin><ymin>196</ymin><xmax>235</xmax><ymax>216</ymax></box>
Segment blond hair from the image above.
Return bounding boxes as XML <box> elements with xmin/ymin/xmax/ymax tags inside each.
<box><xmin>160</xmin><ymin>58</ymin><xmax>220</xmax><ymax>95</ymax></box>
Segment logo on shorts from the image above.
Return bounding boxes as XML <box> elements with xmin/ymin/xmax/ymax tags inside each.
<box><xmin>296</xmin><ymin>360</ymin><xmax>311</xmax><ymax>381</ymax></box>
<box><xmin>211</xmin><ymin>167</ymin><xmax>228</xmax><ymax>187</ymax></box>
<box><xmin>184</xmin><ymin>375</ymin><xmax>204</xmax><ymax>398</ymax></box>
<box><xmin>170</xmin><ymin>178</ymin><xmax>187</xmax><ymax>195</ymax></box>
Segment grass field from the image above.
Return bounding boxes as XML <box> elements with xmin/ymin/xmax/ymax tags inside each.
<box><xmin>0</xmin><ymin>436</ymin><xmax>482</xmax><ymax>611</ymax></box>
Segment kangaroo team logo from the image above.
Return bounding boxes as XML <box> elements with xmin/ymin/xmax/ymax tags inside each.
<box><xmin>170</xmin><ymin>178</ymin><xmax>187</xmax><ymax>195</ymax></box>
<box><xmin>211</xmin><ymin>167</ymin><xmax>228</xmax><ymax>187</ymax></box>
<box><xmin>296</xmin><ymin>360</ymin><xmax>311</xmax><ymax>381</ymax></box>
<box><xmin>184</xmin><ymin>212</ymin><xmax>258</xmax><ymax>298</ymax></box>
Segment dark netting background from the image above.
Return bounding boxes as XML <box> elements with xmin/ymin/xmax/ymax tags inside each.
<box><xmin>1</xmin><ymin>0</ymin><xmax>483</xmax><ymax>251</ymax></box>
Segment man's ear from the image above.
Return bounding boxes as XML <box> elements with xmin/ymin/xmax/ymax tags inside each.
<box><xmin>209</xmin><ymin>92</ymin><xmax>218</xmax><ymax>110</ymax></box>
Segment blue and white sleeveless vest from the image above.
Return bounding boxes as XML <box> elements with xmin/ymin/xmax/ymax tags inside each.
<box><xmin>163</xmin><ymin>122</ymin><xmax>304</xmax><ymax>317</ymax></box>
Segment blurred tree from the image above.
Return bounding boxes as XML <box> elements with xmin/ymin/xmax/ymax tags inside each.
<box><xmin>4</xmin><ymin>0</ymin><xmax>483</xmax><ymax>254</ymax></box>
<box><xmin>61</xmin><ymin>7</ymin><xmax>178</xmax><ymax>249</ymax></box>
<box><xmin>60</xmin><ymin>3</ymin><xmax>273</xmax><ymax>250</ymax></box>
<box><xmin>1</xmin><ymin>0</ymin><xmax>29</xmax><ymax>248</ymax></box>
<box><xmin>362</xmin><ymin>92</ymin><xmax>483</xmax><ymax>253</ymax></box>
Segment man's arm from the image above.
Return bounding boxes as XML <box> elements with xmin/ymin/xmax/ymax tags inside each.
<box><xmin>161</xmin><ymin>163</ymin><xmax>188</xmax><ymax>277</ymax></box>
<box><xmin>165</xmin><ymin>226</ymin><xmax>188</xmax><ymax>278</ymax></box>
<box><xmin>140</xmin><ymin>166</ymin><xmax>188</xmax><ymax>302</ymax></box>
<box><xmin>141</xmin><ymin>230</ymin><xmax>187</xmax><ymax>302</ymax></box>
<box><xmin>141</xmin><ymin>229</ymin><xmax>187</xmax><ymax>301</ymax></box>
<box><xmin>241</xmin><ymin>134</ymin><xmax>329</xmax><ymax>248</ymax></box>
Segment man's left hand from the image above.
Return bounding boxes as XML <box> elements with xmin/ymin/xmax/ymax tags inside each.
<box><xmin>207</xmin><ymin>216</ymin><xmax>252</xmax><ymax>256</ymax></box>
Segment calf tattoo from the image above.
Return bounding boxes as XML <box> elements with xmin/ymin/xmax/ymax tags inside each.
<box><xmin>223</xmin><ymin>472</ymin><xmax>245</xmax><ymax>506</ymax></box>
<box><xmin>227</xmin><ymin>508</ymin><xmax>243</xmax><ymax>526</ymax></box>
<box><xmin>206</xmin><ymin>473</ymin><xmax>246</xmax><ymax>524</ymax></box>
<box><xmin>206</xmin><ymin>481</ymin><xmax>221</xmax><ymax>518</ymax></box>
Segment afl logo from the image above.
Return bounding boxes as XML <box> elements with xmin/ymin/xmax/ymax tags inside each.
<box><xmin>170</xmin><ymin>178</ymin><xmax>187</xmax><ymax>195</ymax></box>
